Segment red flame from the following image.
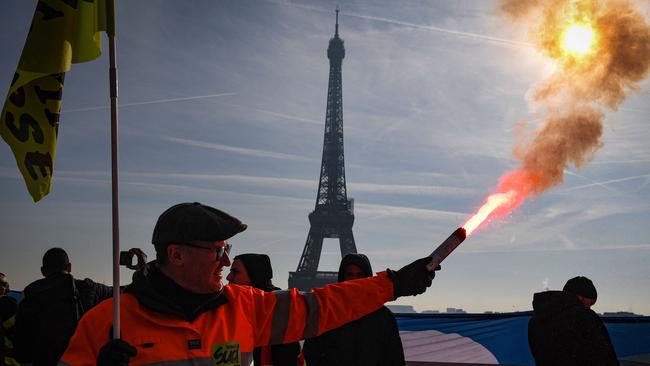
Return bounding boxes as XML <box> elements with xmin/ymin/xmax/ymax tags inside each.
<box><xmin>462</xmin><ymin>170</ymin><xmax>532</xmax><ymax>236</ymax></box>
<box><xmin>463</xmin><ymin>0</ymin><xmax>650</xmax><ymax>238</ymax></box>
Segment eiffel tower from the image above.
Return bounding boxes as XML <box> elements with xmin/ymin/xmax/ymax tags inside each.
<box><xmin>288</xmin><ymin>9</ymin><xmax>357</xmax><ymax>291</ymax></box>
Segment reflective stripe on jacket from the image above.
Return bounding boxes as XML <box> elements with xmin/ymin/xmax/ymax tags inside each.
<box><xmin>2</xmin><ymin>315</ymin><xmax>20</xmax><ymax>366</ymax></box>
<box><xmin>59</xmin><ymin>273</ymin><xmax>393</xmax><ymax>366</ymax></box>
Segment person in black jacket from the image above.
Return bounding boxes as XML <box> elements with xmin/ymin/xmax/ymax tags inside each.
<box><xmin>13</xmin><ymin>247</ymin><xmax>113</xmax><ymax>366</ymax></box>
<box><xmin>227</xmin><ymin>253</ymin><xmax>302</xmax><ymax>366</ymax></box>
<box><xmin>302</xmin><ymin>253</ymin><xmax>406</xmax><ymax>366</ymax></box>
<box><xmin>528</xmin><ymin>276</ymin><xmax>619</xmax><ymax>366</ymax></box>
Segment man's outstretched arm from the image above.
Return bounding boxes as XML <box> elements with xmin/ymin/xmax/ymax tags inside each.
<box><xmin>253</xmin><ymin>256</ymin><xmax>438</xmax><ymax>346</ymax></box>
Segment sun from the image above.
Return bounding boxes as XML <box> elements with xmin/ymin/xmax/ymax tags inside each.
<box><xmin>561</xmin><ymin>23</ymin><xmax>596</xmax><ymax>56</ymax></box>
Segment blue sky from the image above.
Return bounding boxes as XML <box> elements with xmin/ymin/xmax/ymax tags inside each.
<box><xmin>1</xmin><ymin>0</ymin><xmax>649</xmax><ymax>314</ymax></box>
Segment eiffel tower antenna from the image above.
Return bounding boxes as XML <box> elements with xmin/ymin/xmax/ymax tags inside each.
<box><xmin>335</xmin><ymin>6</ymin><xmax>340</xmax><ymax>36</ymax></box>
<box><xmin>289</xmin><ymin>8</ymin><xmax>357</xmax><ymax>291</ymax></box>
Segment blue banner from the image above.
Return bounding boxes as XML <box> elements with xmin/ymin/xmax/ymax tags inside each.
<box><xmin>396</xmin><ymin>312</ymin><xmax>650</xmax><ymax>365</ymax></box>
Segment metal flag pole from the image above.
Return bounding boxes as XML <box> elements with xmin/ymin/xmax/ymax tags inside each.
<box><xmin>106</xmin><ymin>0</ymin><xmax>121</xmax><ymax>339</ymax></box>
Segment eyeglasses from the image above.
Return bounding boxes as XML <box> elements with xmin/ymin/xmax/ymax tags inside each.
<box><xmin>181</xmin><ymin>241</ymin><xmax>232</xmax><ymax>261</ymax></box>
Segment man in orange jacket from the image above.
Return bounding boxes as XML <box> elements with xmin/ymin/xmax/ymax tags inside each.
<box><xmin>59</xmin><ymin>202</ymin><xmax>439</xmax><ymax>366</ymax></box>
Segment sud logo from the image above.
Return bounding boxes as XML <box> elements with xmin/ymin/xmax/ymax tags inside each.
<box><xmin>211</xmin><ymin>342</ymin><xmax>241</xmax><ymax>366</ymax></box>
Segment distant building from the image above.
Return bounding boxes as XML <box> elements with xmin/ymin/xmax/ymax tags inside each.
<box><xmin>387</xmin><ymin>305</ymin><xmax>417</xmax><ymax>314</ymax></box>
<box><xmin>446</xmin><ymin>307</ymin><xmax>466</xmax><ymax>314</ymax></box>
<box><xmin>603</xmin><ymin>311</ymin><xmax>642</xmax><ymax>317</ymax></box>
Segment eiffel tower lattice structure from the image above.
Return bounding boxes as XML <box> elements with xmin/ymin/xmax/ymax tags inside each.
<box><xmin>288</xmin><ymin>9</ymin><xmax>358</xmax><ymax>291</ymax></box>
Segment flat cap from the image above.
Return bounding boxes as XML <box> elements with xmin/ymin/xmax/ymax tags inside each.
<box><xmin>152</xmin><ymin>202</ymin><xmax>247</xmax><ymax>245</ymax></box>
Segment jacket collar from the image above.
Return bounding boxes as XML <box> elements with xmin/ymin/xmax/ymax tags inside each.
<box><xmin>125</xmin><ymin>261</ymin><xmax>227</xmax><ymax>322</ymax></box>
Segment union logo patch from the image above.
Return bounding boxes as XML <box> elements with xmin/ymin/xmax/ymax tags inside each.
<box><xmin>211</xmin><ymin>342</ymin><xmax>241</xmax><ymax>366</ymax></box>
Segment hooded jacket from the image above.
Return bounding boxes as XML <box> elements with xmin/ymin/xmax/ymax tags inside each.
<box><xmin>528</xmin><ymin>290</ymin><xmax>619</xmax><ymax>366</ymax></box>
<box><xmin>235</xmin><ymin>254</ymin><xmax>276</xmax><ymax>292</ymax></box>
<box><xmin>303</xmin><ymin>254</ymin><xmax>406</xmax><ymax>366</ymax></box>
<box><xmin>235</xmin><ymin>254</ymin><xmax>302</xmax><ymax>366</ymax></box>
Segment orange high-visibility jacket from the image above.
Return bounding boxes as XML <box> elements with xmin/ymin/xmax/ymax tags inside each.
<box><xmin>58</xmin><ymin>274</ymin><xmax>394</xmax><ymax>366</ymax></box>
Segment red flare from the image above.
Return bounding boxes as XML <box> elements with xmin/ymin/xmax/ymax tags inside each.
<box><xmin>462</xmin><ymin>170</ymin><xmax>531</xmax><ymax>235</ymax></box>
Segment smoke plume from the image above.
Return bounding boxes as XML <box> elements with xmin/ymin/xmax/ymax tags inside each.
<box><xmin>462</xmin><ymin>0</ymin><xmax>650</xmax><ymax>234</ymax></box>
<box><xmin>501</xmin><ymin>0</ymin><xmax>650</xmax><ymax>196</ymax></box>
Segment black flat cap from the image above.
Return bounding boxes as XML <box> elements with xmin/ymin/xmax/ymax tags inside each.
<box><xmin>152</xmin><ymin>202</ymin><xmax>247</xmax><ymax>245</ymax></box>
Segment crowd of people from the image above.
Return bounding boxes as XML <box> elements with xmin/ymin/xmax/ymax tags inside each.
<box><xmin>1</xmin><ymin>249</ymin><xmax>113</xmax><ymax>366</ymax></box>
<box><xmin>1</xmin><ymin>202</ymin><xmax>619</xmax><ymax>366</ymax></box>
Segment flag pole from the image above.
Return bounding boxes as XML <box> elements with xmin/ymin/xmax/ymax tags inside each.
<box><xmin>106</xmin><ymin>0</ymin><xmax>121</xmax><ymax>339</ymax></box>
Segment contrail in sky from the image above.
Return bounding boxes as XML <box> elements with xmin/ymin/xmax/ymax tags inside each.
<box><xmin>216</xmin><ymin>101</ymin><xmax>322</xmax><ymax>125</ymax></box>
<box><xmin>63</xmin><ymin>93</ymin><xmax>323</xmax><ymax>127</ymax></box>
<box><xmin>568</xmin><ymin>173</ymin><xmax>650</xmax><ymax>191</ymax></box>
<box><xmin>592</xmin><ymin>159</ymin><xmax>650</xmax><ymax>165</ymax></box>
<box><xmin>344</xmin><ymin>11</ymin><xmax>530</xmax><ymax>47</ymax></box>
<box><xmin>264</xmin><ymin>0</ymin><xmax>531</xmax><ymax>47</ymax></box>
<box><xmin>563</xmin><ymin>170</ymin><xmax>619</xmax><ymax>194</ymax></box>
<box><xmin>163</xmin><ymin>136</ymin><xmax>313</xmax><ymax>162</ymax></box>
<box><xmin>62</xmin><ymin>93</ymin><xmax>236</xmax><ymax>113</ymax></box>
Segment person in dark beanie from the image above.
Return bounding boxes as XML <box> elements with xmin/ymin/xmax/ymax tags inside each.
<box><xmin>59</xmin><ymin>202</ymin><xmax>440</xmax><ymax>365</ymax></box>
<box><xmin>14</xmin><ymin>247</ymin><xmax>113</xmax><ymax>366</ymax></box>
<box><xmin>227</xmin><ymin>254</ymin><xmax>302</xmax><ymax>366</ymax></box>
<box><xmin>228</xmin><ymin>254</ymin><xmax>275</xmax><ymax>291</ymax></box>
<box><xmin>528</xmin><ymin>276</ymin><xmax>619</xmax><ymax>366</ymax></box>
<box><xmin>303</xmin><ymin>253</ymin><xmax>406</xmax><ymax>366</ymax></box>
<box><xmin>563</xmin><ymin>276</ymin><xmax>598</xmax><ymax>309</ymax></box>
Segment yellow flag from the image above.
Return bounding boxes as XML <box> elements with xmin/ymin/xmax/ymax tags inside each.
<box><xmin>0</xmin><ymin>0</ymin><xmax>113</xmax><ymax>202</ymax></box>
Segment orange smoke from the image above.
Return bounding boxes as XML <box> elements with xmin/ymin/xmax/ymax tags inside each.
<box><xmin>463</xmin><ymin>0</ymin><xmax>650</xmax><ymax>235</ymax></box>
